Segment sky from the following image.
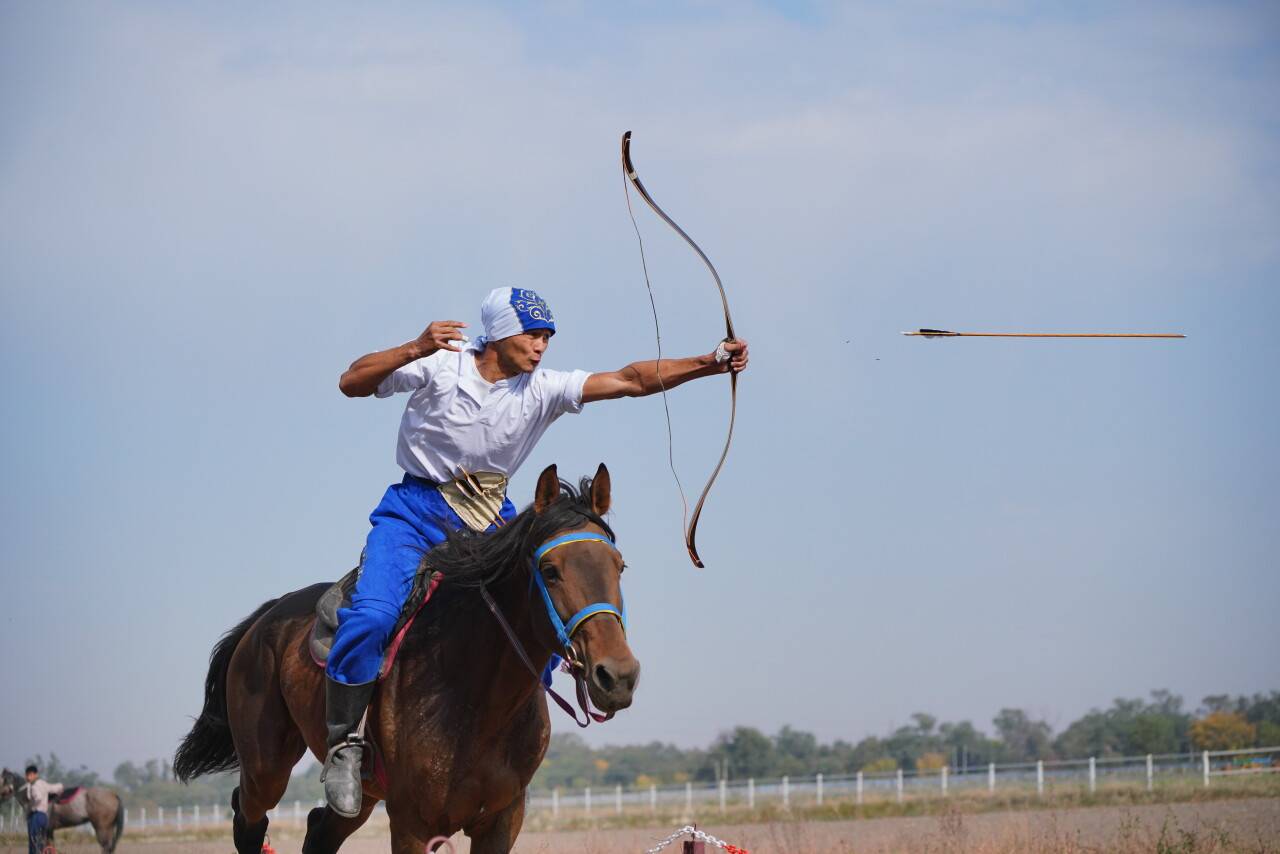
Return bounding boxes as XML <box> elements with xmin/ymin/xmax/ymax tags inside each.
<box><xmin>2</xmin><ymin>1</ymin><xmax>1278</xmax><ymax>779</ymax></box>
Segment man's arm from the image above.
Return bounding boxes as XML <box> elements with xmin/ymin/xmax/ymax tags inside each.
<box><xmin>339</xmin><ymin>321</ymin><xmax>468</xmax><ymax>398</ymax></box>
<box><xmin>581</xmin><ymin>340</ymin><xmax>748</xmax><ymax>403</ymax></box>
<box><xmin>47</xmin><ymin>782</ymin><xmax>63</xmax><ymax>796</ymax></box>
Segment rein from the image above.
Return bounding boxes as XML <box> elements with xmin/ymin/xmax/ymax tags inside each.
<box><xmin>479</xmin><ymin>531</ymin><xmax>626</xmax><ymax>728</ymax></box>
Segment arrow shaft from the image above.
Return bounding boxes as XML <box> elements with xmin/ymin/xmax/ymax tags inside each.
<box><xmin>904</xmin><ymin>331</ymin><xmax>1185</xmax><ymax>338</ymax></box>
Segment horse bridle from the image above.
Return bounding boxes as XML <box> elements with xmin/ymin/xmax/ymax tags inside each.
<box><xmin>528</xmin><ymin>532</ymin><xmax>626</xmax><ymax>663</ymax></box>
<box><xmin>479</xmin><ymin>530</ymin><xmax>627</xmax><ymax>727</ymax></box>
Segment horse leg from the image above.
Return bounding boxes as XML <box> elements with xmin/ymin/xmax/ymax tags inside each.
<box><xmin>389</xmin><ymin>824</ymin><xmax>436</xmax><ymax>854</ymax></box>
<box><xmin>230</xmin><ymin>786</ymin><xmax>270</xmax><ymax>854</ymax></box>
<box><xmin>94</xmin><ymin>819</ymin><xmax>116</xmax><ymax>854</ymax></box>
<box><xmin>301</xmin><ymin>799</ymin><xmax>377</xmax><ymax>854</ymax></box>
<box><xmin>227</xmin><ymin>620</ymin><xmax>308</xmax><ymax>853</ymax></box>
<box><xmin>228</xmin><ymin>707</ymin><xmax>305</xmax><ymax>852</ymax></box>
<box><xmin>465</xmin><ymin>792</ymin><xmax>526</xmax><ymax>854</ymax></box>
<box><xmin>232</xmin><ymin>735</ymin><xmax>305</xmax><ymax>854</ymax></box>
<box><xmin>107</xmin><ymin>795</ymin><xmax>125</xmax><ymax>853</ymax></box>
<box><xmin>87</xmin><ymin>790</ymin><xmax>124</xmax><ymax>853</ymax></box>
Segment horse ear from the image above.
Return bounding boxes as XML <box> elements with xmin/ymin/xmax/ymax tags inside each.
<box><xmin>590</xmin><ymin>463</ymin><xmax>611</xmax><ymax>517</ymax></box>
<box><xmin>534</xmin><ymin>464</ymin><xmax>560</xmax><ymax>513</ymax></box>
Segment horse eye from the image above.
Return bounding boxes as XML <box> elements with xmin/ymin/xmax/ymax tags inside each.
<box><xmin>541</xmin><ymin>564</ymin><xmax>561</xmax><ymax>583</ymax></box>
<box><xmin>620</xmin><ymin>562</ymin><xmax>628</xmax><ymax>574</ymax></box>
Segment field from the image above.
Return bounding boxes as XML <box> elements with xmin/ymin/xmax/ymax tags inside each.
<box><xmin>4</xmin><ymin>796</ymin><xmax>1277</xmax><ymax>853</ymax></box>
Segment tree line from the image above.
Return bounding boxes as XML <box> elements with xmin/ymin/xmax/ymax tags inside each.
<box><xmin>531</xmin><ymin>690</ymin><xmax>1280</xmax><ymax>789</ymax></box>
<box><xmin>12</xmin><ymin>689</ymin><xmax>1277</xmax><ymax>803</ymax></box>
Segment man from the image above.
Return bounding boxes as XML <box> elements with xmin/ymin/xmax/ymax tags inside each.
<box><xmin>21</xmin><ymin>765</ymin><xmax>62</xmax><ymax>854</ymax></box>
<box><xmin>323</xmin><ymin>286</ymin><xmax>748</xmax><ymax>816</ymax></box>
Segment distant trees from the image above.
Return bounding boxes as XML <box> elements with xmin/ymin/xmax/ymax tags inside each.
<box><xmin>1200</xmin><ymin>692</ymin><xmax>1280</xmax><ymax>747</ymax></box>
<box><xmin>1189</xmin><ymin>712</ymin><xmax>1256</xmax><ymax>751</ymax></box>
<box><xmin>992</xmin><ymin>708</ymin><xmax>1053</xmax><ymax>761</ymax></box>
<box><xmin>938</xmin><ymin>720</ymin><xmax>1001</xmax><ymax>769</ymax></box>
<box><xmin>712</xmin><ymin>726</ymin><xmax>775</xmax><ymax>779</ymax></box>
<box><xmin>773</xmin><ymin>726</ymin><xmax>818</xmax><ymax>777</ymax></box>
<box><xmin>915</xmin><ymin>752</ymin><xmax>947</xmax><ymax>772</ymax></box>
<box><xmin>1052</xmin><ymin>691</ymin><xmax>1190</xmax><ymax>758</ymax></box>
<box><xmin>23</xmin><ymin>753</ymin><xmax>99</xmax><ymax>788</ymax></box>
<box><xmin>112</xmin><ymin>759</ymin><xmax>171</xmax><ymax>790</ymax></box>
<box><xmin>528</xmin><ymin>690</ymin><xmax>1280</xmax><ymax>788</ymax></box>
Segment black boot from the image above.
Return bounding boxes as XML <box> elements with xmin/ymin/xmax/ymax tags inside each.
<box><xmin>319</xmin><ymin>678</ymin><xmax>375</xmax><ymax>818</ymax></box>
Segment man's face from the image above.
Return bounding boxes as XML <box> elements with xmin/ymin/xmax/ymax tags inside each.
<box><xmin>494</xmin><ymin>329</ymin><xmax>552</xmax><ymax>374</ymax></box>
<box><xmin>25</xmin><ymin>771</ymin><xmax>36</xmax><ymax>783</ymax></box>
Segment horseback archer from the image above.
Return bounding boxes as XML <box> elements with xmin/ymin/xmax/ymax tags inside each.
<box><xmin>174</xmin><ymin>284</ymin><xmax>749</xmax><ymax>854</ymax></box>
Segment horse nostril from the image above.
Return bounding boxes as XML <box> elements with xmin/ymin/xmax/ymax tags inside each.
<box><xmin>594</xmin><ymin>663</ymin><xmax>617</xmax><ymax>693</ymax></box>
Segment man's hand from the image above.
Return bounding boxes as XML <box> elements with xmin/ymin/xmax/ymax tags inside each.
<box><xmin>716</xmin><ymin>338</ymin><xmax>749</xmax><ymax>373</ymax></box>
<box><xmin>411</xmin><ymin>320</ymin><xmax>468</xmax><ymax>358</ymax></box>
<box><xmin>340</xmin><ymin>320</ymin><xmax>468</xmax><ymax>398</ymax></box>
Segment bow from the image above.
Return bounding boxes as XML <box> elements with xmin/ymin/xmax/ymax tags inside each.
<box><xmin>621</xmin><ymin>130</ymin><xmax>736</xmax><ymax>569</ymax></box>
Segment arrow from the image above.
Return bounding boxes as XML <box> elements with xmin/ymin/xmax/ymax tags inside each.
<box><xmin>903</xmin><ymin>329</ymin><xmax>1185</xmax><ymax>339</ymax></box>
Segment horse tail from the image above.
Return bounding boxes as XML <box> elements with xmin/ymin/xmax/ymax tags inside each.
<box><xmin>173</xmin><ymin>598</ymin><xmax>278</xmax><ymax>781</ymax></box>
<box><xmin>110</xmin><ymin>791</ymin><xmax>125</xmax><ymax>852</ymax></box>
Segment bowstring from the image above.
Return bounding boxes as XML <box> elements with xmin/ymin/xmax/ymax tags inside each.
<box><xmin>623</xmin><ymin>169</ymin><xmax>692</xmax><ymax>535</ymax></box>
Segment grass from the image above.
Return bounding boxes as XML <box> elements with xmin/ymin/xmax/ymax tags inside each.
<box><xmin>877</xmin><ymin>807</ymin><xmax>1278</xmax><ymax>854</ymax></box>
<box><xmin>2</xmin><ymin>777</ymin><xmax>1274</xmax><ymax>851</ymax></box>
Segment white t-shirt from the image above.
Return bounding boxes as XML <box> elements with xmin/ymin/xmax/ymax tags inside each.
<box><xmin>376</xmin><ymin>344</ymin><xmax>590</xmax><ymax>483</ymax></box>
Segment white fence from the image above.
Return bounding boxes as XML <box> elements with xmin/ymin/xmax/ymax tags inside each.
<box><xmin>525</xmin><ymin>745</ymin><xmax>1280</xmax><ymax>823</ymax></box>
<box><xmin>2</xmin><ymin>746</ymin><xmax>1275</xmax><ymax>834</ymax></box>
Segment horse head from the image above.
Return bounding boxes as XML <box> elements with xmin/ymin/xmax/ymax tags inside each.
<box><xmin>0</xmin><ymin>768</ymin><xmax>17</xmax><ymax>802</ymax></box>
<box><xmin>531</xmin><ymin>463</ymin><xmax>640</xmax><ymax>714</ymax></box>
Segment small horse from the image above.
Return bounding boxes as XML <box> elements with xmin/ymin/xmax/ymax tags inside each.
<box><xmin>174</xmin><ymin>463</ymin><xmax>639</xmax><ymax>854</ymax></box>
<box><xmin>0</xmin><ymin>769</ymin><xmax>125</xmax><ymax>853</ymax></box>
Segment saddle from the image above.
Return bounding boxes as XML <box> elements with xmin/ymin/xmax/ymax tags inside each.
<box><xmin>55</xmin><ymin>787</ymin><xmax>82</xmax><ymax>805</ymax></box>
<box><xmin>308</xmin><ymin>558</ymin><xmax>442</xmax><ymax>681</ymax></box>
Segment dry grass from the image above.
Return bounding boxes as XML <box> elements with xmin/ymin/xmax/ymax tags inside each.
<box><xmin>3</xmin><ymin>790</ymin><xmax>1276</xmax><ymax>853</ymax></box>
<box><xmin>507</xmin><ymin>800</ymin><xmax>1280</xmax><ymax>854</ymax></box>
<box><xmin>860</xmin><ymin>806</ymin><xmax>1277</xmax><ymax>854</ymax></box>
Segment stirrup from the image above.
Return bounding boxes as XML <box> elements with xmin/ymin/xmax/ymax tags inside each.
<box><xmin>319</xmin><ymin>734</ymin><xmax>365</xmax><ymax>781</ymax></box>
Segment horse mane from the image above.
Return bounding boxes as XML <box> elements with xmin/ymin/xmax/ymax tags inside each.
<box><xmin>425</xmin><ymin>476</ymin><xmax>614</xmax><ymax>588</ymax></box>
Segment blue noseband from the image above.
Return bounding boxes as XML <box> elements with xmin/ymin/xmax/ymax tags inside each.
<box><xmin>531</xmin><ymin>532</ymin><xmax>627</xmax><ymax>651</ymax></box>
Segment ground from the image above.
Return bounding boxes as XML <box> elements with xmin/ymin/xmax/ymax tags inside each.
<box><xmin>5</xmin><ymin>797</ymin><xmax>1277</xmax><ymax>853</ymax></box>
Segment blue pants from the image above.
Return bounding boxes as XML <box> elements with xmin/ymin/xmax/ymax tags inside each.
<box><xmin>327</xmin><ymin>474</ymin><xmax>515</xmax><ymax>685</ymax></box>
<box><xmin>28</xmin><ymin>811</ymin><xmax>48</xmax><ymax>854</ymax></box>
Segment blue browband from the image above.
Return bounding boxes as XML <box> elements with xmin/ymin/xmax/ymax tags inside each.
<box><xmin>531</xmin><ymin>532</ymin><xmax>627</xmax><ymax>651</ymax></box>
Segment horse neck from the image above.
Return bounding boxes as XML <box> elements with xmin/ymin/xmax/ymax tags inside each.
<box><xmin>429</xmin><ymin>565</ymin><xmax>555</xmax><ymax>726</ymax></box>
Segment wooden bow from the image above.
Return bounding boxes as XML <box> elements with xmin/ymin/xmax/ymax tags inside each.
<box><xmin>621</xmin><ymin>131</ymin><xmax>736</xmax><ymax>569</ymax></box>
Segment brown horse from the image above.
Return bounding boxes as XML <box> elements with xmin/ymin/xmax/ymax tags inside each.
<box><xmin>0</xmin><ymin>769</ymin><xmax>125</xmax><ymax>853</ymax></box>
<box><xmin>174</xmin><ymin>463</ymin><xmax>639</xmax><ymax>853</ymax></box>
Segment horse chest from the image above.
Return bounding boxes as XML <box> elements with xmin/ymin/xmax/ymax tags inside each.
<box><xmin>389</xmin><ymin>722</ymin><xmax>542</xmax><ymax>832</ymax></box>
<box><xmin>389</xmin><ymin>753</ymin><xmax>519</xmax><ymax>830</ymax></box>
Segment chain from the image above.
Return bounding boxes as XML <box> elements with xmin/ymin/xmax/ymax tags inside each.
<box><xmin>644</xmin><ymin>827</ymin><xmax>691</xmax><ymax>853</ymax></box>
<box><xmin>644</xmin><ymin>825</ymin><xmax>749</xmax><ymax>854</ymax></box>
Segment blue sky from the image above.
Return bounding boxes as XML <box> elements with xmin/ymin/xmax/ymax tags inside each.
<box><xmin>2</xmin><ymin>1</ymin><xmax>1278</xmax><ymax>777</ymax></box>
